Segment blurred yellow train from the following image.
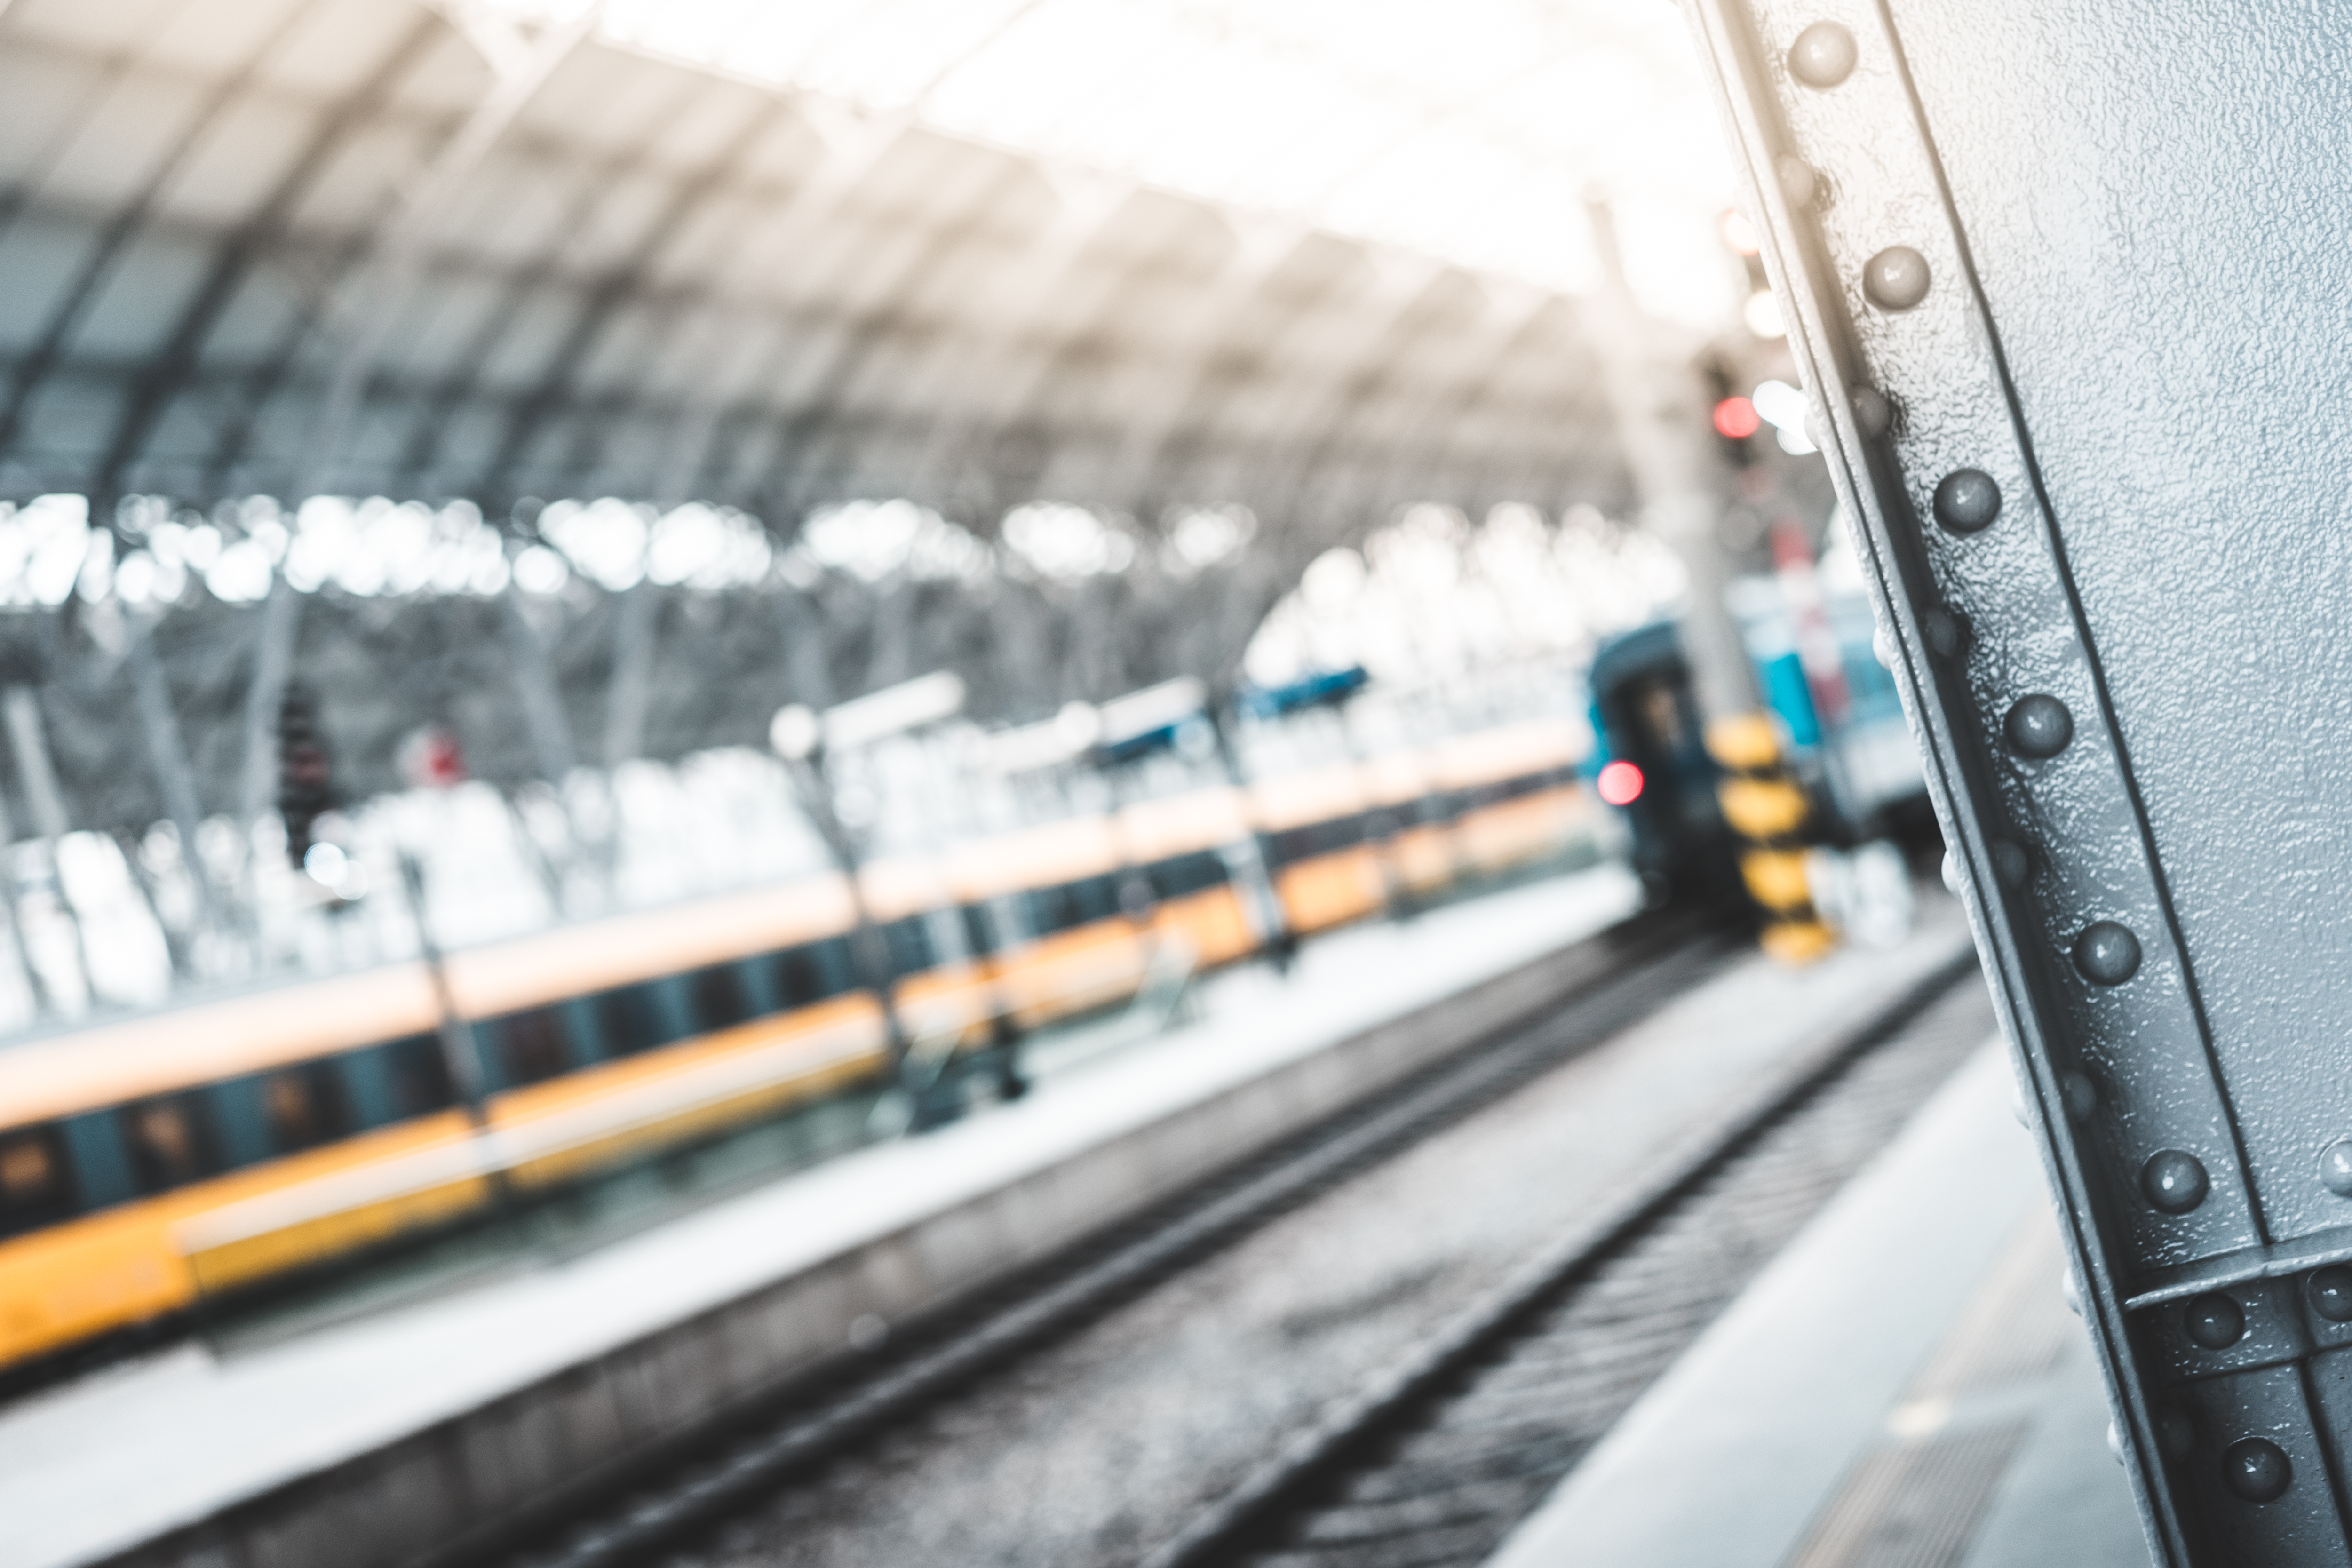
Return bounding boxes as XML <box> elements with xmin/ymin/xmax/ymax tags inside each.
<box><xmin>0</xmin><ymin>719</ymin><xmax>1596</xmax><ymax>1378</ymax></box>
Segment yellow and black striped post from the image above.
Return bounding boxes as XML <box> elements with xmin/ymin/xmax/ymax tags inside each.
<box><xmin>1706</xmin><ymin>711</ymin><xmax>1835</xmax><ymax>963</ymax></box>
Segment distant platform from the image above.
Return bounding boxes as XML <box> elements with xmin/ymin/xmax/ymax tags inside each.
<box><xmin>1484</xmin><ymin>1039</ymin><xmax>2151</xmax><ymax>1568</ymax></box>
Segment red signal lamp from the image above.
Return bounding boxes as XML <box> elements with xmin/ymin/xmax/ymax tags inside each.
<box><xmin>1597</xmin><ymin>760</ymin><xmax>1645</xmax><ymax>807</ymax></box>
<box><xmin>1712</xmin><ymin>396</ymin><xmax>1763</xmax><ymax>440</ymax></box>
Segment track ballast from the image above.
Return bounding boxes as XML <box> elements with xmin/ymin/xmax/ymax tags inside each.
<box><xmin>501</xmin><ymin>910</ymin><xmax>1737</xmax><ymax>1568</ymax></box>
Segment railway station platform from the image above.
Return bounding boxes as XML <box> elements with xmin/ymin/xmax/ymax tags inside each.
<box><xmin>1482</xmin><ymin>1034</ymin><xmax>2151</xmax><ymax>1568</ymax></box>
<box><xmin>0</xmin><ymin>867</ymin><xmax>1661</xmax><ymax>1568</ymax></box>
<box><xmin>0</xmin><ymin>867</ymin><xmax>1993</xmax><ymax>1568</ymax></box>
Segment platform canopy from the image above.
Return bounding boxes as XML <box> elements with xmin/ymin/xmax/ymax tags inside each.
<box><xmin>0</xmin><ymin>0</ymin><xmax>1732</xmax><ymax>542</ymax></box>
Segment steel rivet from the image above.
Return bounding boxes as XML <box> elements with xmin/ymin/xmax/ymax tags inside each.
<box><xmin>2184</xmin><ymin>1292</ymin><xmax>2246</xmax><ymax>1350</ymax></box>
<box><xmin>1990</xmin><ymin>838</ymin><xmax>2031</xmax><ymax>888</ymax></box>
<box><xmin>2223</xmin><ymin>1437</ymin><xmax>2291</xmax><ymax>1503</ymax></box>
<box><xmin>2106</xmin><ymin>1421</ymin><xmax>2124</xmax><ymax>1464</ymax></box>
<box><xmin>2320</xmin><ymin>1140</ymin><xmax>2352</xmax><ymax>1196</ymax></box>
<box><xmin>1940</xmin><ymin>851</ymin><xmax>1963</xmax><ymax>894</ymax></box>
<box><xmin>2062</xmin><ymin>1265</ymin><xmax>2083</xmax><ymax>1317</ymax></box>
<box><xmin>2311</xmin><ymin>1266</ymin><xmax>2352</xmax><ymax>1322</ymax></box>
<box><xmin>1933</xmin><ymin>469</ymin><xmax>2002</xmax><ymax>534</ymax></box>
<box><xmin>2062</xmin><ymin>1071</ymin><xmax>2097</xmax><ymax>1122</ymax></box>
<box><xmin>1851</xmin><ymin>385</ymin><xmax>1891</xmax><ymax>438</ymax></box>
<box><xmin>1919</xmin><ymin>607</ymin><xmax>1969</xmax><ymax>659</ymax></box>
<box><xmin>2004</xmin><ymin>694</ymin><xmax>2074</xmax><ymax>758</ymax></box>
<box><xmin>1862</xmin><ymin>246</ymin><xmax>1931</xmax><ymax>310</ymax></box>
<box><xmin>2159</xmin><ymin>1407</ymin><xmax>2196</xmax><ymax>1462</ymax></box>
<box><xmin>1788</xmin><ymin>21</ymin><xmax>1858</xmax><ymax>87</ymax></box>
<box><xmin>2143</xmin><ymin>1149</ymin><xmax>2209</xmax><ymax>1215</ymax></box>
<box><xmin>1776</xmin><ymin>155</ymin><xmax>1820</xmax><ymax>210</ymax></box>
<box><xmin>2073</xmin><ymin>922</ymin><xmax>2141</xmax><ymax>986</ymax></box>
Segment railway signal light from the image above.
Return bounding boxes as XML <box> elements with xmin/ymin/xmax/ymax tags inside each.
<box><xmin>1711</xmin><ymin>396</ymin><xmax>1762</xmax><ymax>440</ymax></box>
<box><xmin>1596</xmin><ymin>759</ymin><xmax>1645</xmax><ymax>806</ymax></box>
<box><xmin>1698</xmin><ymin>353</ymin><xmax>1761</xmax><ymax>468</ymax></box>
<box><xmin>277</xmin><ymin>691</ymin><xmax>335</xmax><ymax>872</ymax></box>
<box><xmin>397</xmin><ymin>724</ymin><xmax>468</xmax><ymax>790</ymax></box>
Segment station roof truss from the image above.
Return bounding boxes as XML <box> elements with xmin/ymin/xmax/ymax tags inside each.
<box><xmin>0</xmin><ymin>0</ymin><xmax>1658</xmax><ymax>545</ymax></box>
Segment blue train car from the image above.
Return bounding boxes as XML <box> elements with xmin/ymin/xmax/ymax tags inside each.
<box><xmin>1586</xmin><ymin>589</ymin><xmax>1930</xmax><ymax>900</ymax></box>
<box><xmin>1584</xmin><ymin>623</ymin><xmax>1740</xmax><ymax>903</ymax></box>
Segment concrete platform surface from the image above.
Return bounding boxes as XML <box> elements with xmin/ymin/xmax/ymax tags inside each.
<box><xmin>1483</xmin><ymin>1040</ymin><xmax>2152</xmax><ymax>1568</ymax></box>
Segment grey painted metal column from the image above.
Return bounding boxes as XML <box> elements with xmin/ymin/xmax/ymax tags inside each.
<box><xmin>1681</xmin><ymin>3</ymin><xmax>2352</xmax><ymax>1562</ymax></box>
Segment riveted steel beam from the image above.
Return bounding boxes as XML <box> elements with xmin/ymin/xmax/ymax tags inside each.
<box><xmin>1684</xmin><ymin>1</ymin><xmax>2352</xmax><ymax>1562</ymax></box>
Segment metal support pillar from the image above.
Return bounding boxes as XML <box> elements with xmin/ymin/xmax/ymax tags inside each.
<box><xmin>778</xmin><ymin>744</ymin><xmax>939</xmax><ymax>1130</ymax></box>
<box><xmin>601</xmin><ymin>581</ymin><xmax>659</xmax><ymax>771</ymax></box>
<box><xmin>1682</xmin><ymin>2</ymin><xmax>2352</xmax><ymax>1560</ymax></box>
<box><xmin>1207</xmin><ymin>708</ymin><xmax>1297</xmax><ymax>970</ymax></box>
<box><xmin>2</xmin><ymin>685</ymin><xmax>98</xmax><ymax>1004</ymax></box>
<box><xmin>127</xmin><ymin>612</ymin><xmax>223</xmax><ymax>956</ymax></box>
<box><xmin>232</xmin><ymin>579</ymin><xmax>301</xmax><ymax>943</ymax></box>
<box><xmin>0</xmin><ymin>779</ymin><xmax>53</xmax><ymax>1018</ymax></box>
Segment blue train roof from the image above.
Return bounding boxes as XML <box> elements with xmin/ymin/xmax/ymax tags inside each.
<box><xmin>1238</xmin><ymin>666</ymin><xmax>1371</xmax><ymax>718</ymax></box>
<box><xmin>1587</xmin><ymin>622</ymin><xmax>1683</xmax><ymax>692</ymax></box>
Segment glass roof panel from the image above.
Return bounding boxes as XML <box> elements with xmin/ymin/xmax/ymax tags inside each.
<box><xmin>501</xmin><ymin>0</ymin><xmax>1737</xmax><ymax>323</ymax></box>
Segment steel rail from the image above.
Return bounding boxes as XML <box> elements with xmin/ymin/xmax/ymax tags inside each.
<box><xmin>1139</xmin><ymin>943</ymin><xmax>1985</xmax><ymax>1568</ymax></box>
<box><xmin>487</xmin><ymin>907</ymin><xmax>1738</xmax><ymax>1568</ymax></box>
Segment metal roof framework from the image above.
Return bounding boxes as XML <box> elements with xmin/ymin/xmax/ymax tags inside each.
<box><xmin>0</xmin><ymin>0</ymin><xmax>1642</xmax><ymax>546</ymax></box>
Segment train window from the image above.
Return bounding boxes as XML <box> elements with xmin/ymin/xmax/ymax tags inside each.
<box><xmin>60</xmin><ymin>1113</ymin><xmax>136</xmax><ymax>1210</ymax></box>
<box><xmin>1146</xmin><ymin>851</ymin><xmax>1229</xmax><ymax>900</ymax></box>
<box><xmin>810</xmin><ymin>936</ymin><xmax>854</xmax><ymax>997</ymax></box>
<box><xmin>488</xmin><ymin>1006</ymin><xmax>572</xmax><ymax>1088</ymax></box>
<box><xmin>382</xmin><ymin>1035</ymin><xmax>458</xmax><ymax>1118</ymax></box>
<box><xmin>596</xmin><ymin>980</ymin><xmax>691</xmax><ymax>1057</ymax></box>
<box><xmin>1635</xmin><ymin>679</ymin><xmax>1689</xmax><ymax>754</ymax></box>
<box><xmin>597</xmin><ymin>984</ymin><xmax>663</xmax><ymax>1056</ymax></box>
<box><xmin>1025</xmin><ymin>883</ymin><xmax>1075</xmax><ymax>937</ymax></box>
<box><xmin>1287</xmin><ymin>814</ymin><xmax>1365</xmax><ymax>859</ymax></box>
<box><xmin>261</xmin><ymin>1064</ymin><xmax>356</xmax><ymax>1155</ymax></box>
<box><xmin>690</xmin><ymin>963</ymin><xmax>752</xmax><ymax>1032</ymax></box>
<box><xmin>121</xmin><ymin>1094</ymin><xmax>220</xmax><ymax>1194</ymax></box>
<box><xmin>1068</xmin><ymin>874</ymin><xmax>1120</xmax><ymax>926</ymax></box>
<box><xmin>985</xmin><ymin>893</ymin><xmax>1033</xmax><ymax>948</ymax></box>
<box><xmin>959</xmin><ymin>902</ymin><xmax>999</xmax><ymax>957</ymax></box>
<box><xmin>1116</xmin><ymin>872</ymin><xmax>1157</xmax><ymax>921</ymax></box>
<box><xmin>561</xmin><ymin>996</ymin><xmax>610</xmax><ymax>1063</ymax></box>
<box><xmin>1485</xmin><ymin>772</ymin><xmax>1536</xmax><ymax>804</ymax></box>
<box><xmin>202</xmin><ymin>1079</ymin><xmax>272</xmax><ymax>1170</ymax></box>
<box><xmin>881</xmin><ymin>915</ymin><xmax>935</xmax><ymax>977</ymax></box>
<box><xmin>0</xmin><ymin>1124</ymin><xmax>75</xmax><ymax>1238</ymax></box>
<box><xmin>772</xmin><ymin>945</ymin><xmax>821</xmax><ymax>1009</ymax></box>
<box><xmin>772</xmin><ymin>937</ymin><xmax>857</xmax><ymax>1005</ymax></box>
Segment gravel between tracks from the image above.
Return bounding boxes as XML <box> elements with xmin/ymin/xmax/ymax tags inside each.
<box><xmin>663</xmin><ymin>919</ymin><xmax>1983</xmax><ymax>1568</ymax></box>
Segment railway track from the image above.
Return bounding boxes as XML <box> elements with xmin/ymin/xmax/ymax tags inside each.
<box><xmin>500</xmin><ymin>910</ymin><xmax>1739</xmax><ymax>1568</ymax></box>
<box><xmin>1139</xmin><ymin>947</ymin><xmax>1989</xmax><ymax>1568</ymax></box>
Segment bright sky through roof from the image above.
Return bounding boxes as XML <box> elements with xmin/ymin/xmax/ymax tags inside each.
<box><xmin>495</xmin><ymin>0</ymin><xmax>1740</xmax><ymax>324</ymax></box>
